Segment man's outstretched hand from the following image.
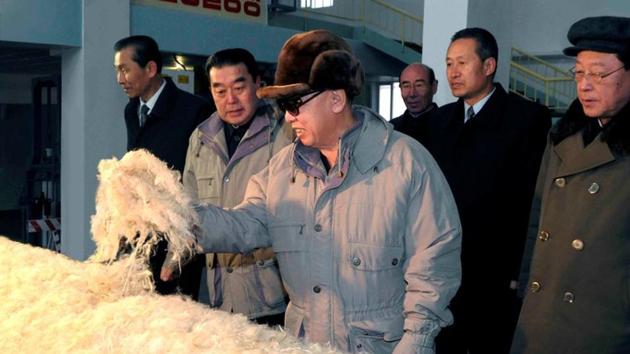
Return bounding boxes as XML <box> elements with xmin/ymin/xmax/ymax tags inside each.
<box><xmin>159</xmin><ymin>226</ymin><xmax>201</xmax><ymax>282</ymax></box>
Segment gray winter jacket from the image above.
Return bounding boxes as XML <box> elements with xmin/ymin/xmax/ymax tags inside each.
<box><xmin>194</xmin><ymin>106</ymin><xmax>461</xmax><ymax>353</ymax></box>
<box><xmin>183</xmin><ymin>101</ymin><xmax>293</xmax><ymax>318</ymax></box>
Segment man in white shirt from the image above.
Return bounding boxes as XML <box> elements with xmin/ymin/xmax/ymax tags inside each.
<box><xmin>113</xmin><ymin>35</ymin><xmax>211</xmax><ymax>299</ymax></box>
<box><xmin>422</xmin><ymin>28</ymin><xmax>551</xmax><ymax>354</ymax></box>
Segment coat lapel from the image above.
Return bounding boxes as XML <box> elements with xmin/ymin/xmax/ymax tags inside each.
<box><xmin>147</xmin><ymin>78</ymin><xmax>176</xmax><ymax>124</ymax></box>
<box><xmin>553</xmin><ymin>132</ymin><xmax>615</xmax><ymax>177</ymax></box>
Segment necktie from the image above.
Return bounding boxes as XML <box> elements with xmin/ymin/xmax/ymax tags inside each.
<box><xmin>139</xmin><ymin>104</ymin><xmax>149</xmax><ymax>127</ymax></box>
<box><xmin>466</xmin><ymin>106</ymin><xmax>475</xmax><ymax>123</ymax></box>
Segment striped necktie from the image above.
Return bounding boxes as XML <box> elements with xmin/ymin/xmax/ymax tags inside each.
<box><xmin>466</xmin><ymin>106</ymin><xmax>475</xmax><ymax>123</ymax></box>
<box><xmin>139</xmin><ymin>104</ymin><xmax>149</xmax><ymax>127</ymax></box>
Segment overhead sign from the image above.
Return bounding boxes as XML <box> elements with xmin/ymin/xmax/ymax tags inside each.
<box><xmin>135</xmin><ymin>0</ymin><xmax>267</xmax><ymax>24</ymax></box>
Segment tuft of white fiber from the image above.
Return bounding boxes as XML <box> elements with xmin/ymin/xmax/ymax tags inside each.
<box><xmin>0</xmin><ymin>236</ymin><xmax>341</xmax><ymax>353</ymax></box>
<box><xmin>89</xmin><ymin>149</ymin><xmax>200</xmax><ymax>291</ymax></box>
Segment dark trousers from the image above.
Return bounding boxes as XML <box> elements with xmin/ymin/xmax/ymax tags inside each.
<box><xmin>255</xmin><ymin>312</ymin><xmax>285</xmax><ymax>328</ymax></box>
<box><xmin>436</xmin><ymin>288</ymin><xmax>522</xmax><ymax>354</ymax></box>
<box><xmin>149</xmin><ymin>240</ymin><xmax>204</xmax><ymax>300</ymax></box>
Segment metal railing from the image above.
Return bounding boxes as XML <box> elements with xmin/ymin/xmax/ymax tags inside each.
<box><xmin>297</xmin><ymin>0</ymin><xmax>423</xmax><ymax>47</ymax></box>
<box><xmin>510</xmin><ymin>48</ymin><xmax>576</xmax><ymax>112</ymax></box>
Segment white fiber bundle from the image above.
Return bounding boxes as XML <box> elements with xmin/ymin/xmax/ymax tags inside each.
<box><xmin>0</xmin><ymin>237</ymin><xmax>341</xmax><ymax>353</ymax></box>
<box><xmin>90</xmin><ymin>149</ymin><xmax>199</xmax><ymax>276</ymax></box>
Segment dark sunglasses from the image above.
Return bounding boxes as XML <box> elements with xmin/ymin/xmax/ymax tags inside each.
<box><xmin>277</xmin><ymin>91</ymin><xmax>323</xmax><ymax>116</ymax></box>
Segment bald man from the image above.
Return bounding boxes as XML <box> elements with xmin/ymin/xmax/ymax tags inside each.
<box><xmin>390</xmin><ymin>63</ymin><xmax>438</xmax><ymax>143</ymax></box>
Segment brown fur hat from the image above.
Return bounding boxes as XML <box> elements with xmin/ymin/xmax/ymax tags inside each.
<box><xmin>257</xmin><ymin>29</ymin><xmax>364</xmax><ymax>100</ymax></box>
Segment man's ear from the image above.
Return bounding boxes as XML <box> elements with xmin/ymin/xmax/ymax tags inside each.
<box><xmin>431</xmin><ymin>80</ymin><xmax>438</xmax><ymax>95</ymax></box>
<box><xmin>483</xmin><ymin>57</ymin><xmax>497</xmax><ymax>78</ymax></box>
<box><xmin>330</xmin><ymin>89</ymin><xmax>347</xmax><ymax>114</ymax></box>
<box><xmin>145</xmin><ymin>60</ymin><xmax>159</xmax><ymax>78</ymax></box>
<box><xmin>255</xmin><ymin>75</ymin><xmax>261</xmax><ymax>89</ymax></box>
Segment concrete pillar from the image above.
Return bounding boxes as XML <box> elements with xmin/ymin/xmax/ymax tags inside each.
<box><xmin>423</xmin><ymin>0</ymin><xmax>513</xmax><ymax>106</ymax></box>
<box><xmin>60</xmin><ymin>0</ymin><xmax>129</xmax><ymax>260</ymax></box>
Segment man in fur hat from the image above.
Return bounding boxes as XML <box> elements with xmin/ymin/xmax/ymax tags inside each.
<box><xmin>511</xmin><ymin>16</ymin><xmax>630</xmax><ymax>354</ymax></box>
<box><xmin>163</xmin><ymin>29</ymin><xmax>462</xmax><ymax>353</ymax></box>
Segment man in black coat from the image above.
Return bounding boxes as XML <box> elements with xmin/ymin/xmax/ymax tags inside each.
<box><xmin>389</xmin><ymin>63</ymin><xmax>438</xmax><ymax>143</ymax></box>
<box><xmin>424</xmin><ymin>28</ymin><xmax>551</xmax><ymax>354</ymax></box>
<box><xmin>114</xmin><ymin>35</ymin><xmax>211</xmax><ymax>299</ymax></box>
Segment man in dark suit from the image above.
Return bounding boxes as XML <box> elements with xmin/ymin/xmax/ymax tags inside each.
<box><xmin>424</xmin><ymin>28</ymin><xmax>551</xmax><ymax>354</ymax></box>
<box><xmin>113</xmin><ymin>35</ymin><xmax>211</xmax><ymax>299</ymax></box>
<box><xmin>389</xmin><ymin>63</ymin><xmax>438</xmax><ymax>143</ymax></box>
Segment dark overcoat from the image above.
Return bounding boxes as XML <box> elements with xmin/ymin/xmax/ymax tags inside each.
<box><xmin>424</xmin><ymin>83</ymin><xmax>551</xmax><ymax>352</ymax></box>
<box><xmin>124</xmin><ymin>77</ymin><xmax>212</xmax><ymax>298</ymax></box>
<box><xmin>512</xmin><ymin>100</ymin><xmax>630</xmax><ymax>354</ymax></box>
<box><xmin>389</xmin><ymin>102</ymin><xmax>438</xmax><ymax>144</ymax></box>
<box><xmin>124</xmin><ymin>77</ymin><xmax>212</xmax><ymax>175</ymax></box>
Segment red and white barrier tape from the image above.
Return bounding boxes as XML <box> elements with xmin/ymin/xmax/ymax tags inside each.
<box><xmin>27</xmin><ymin>218</ymin><xmax>61</xmax><ymax>233</ymax></box>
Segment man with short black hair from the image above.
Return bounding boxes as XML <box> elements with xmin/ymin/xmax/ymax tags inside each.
<box><xmin>163</xmin><ymin>29</ymin><xmax>462</xmax><ymax>354</ymax></box>
<box><xmin>423</xmin><ymin>28</ymin><xmax>551</xmax><ymax>354</ymax></box>
<box><xmin>512</xmin><ymin>16</ymin><xmax>630</xmax><ymax>354</ymax></box>
<box><xmin>390</xmin><ymin>63</ymin><xmax>438</xmax><ymax>142</ymax></box>
<box><xmin>113</xmin><ymin>35</ymin><xmax>211</xmax><ymax>299</ymax></box>
<box><xmin>182</xmin><ymin>48</ymin><xmax>291</xmax><ymax>325</ymax></box>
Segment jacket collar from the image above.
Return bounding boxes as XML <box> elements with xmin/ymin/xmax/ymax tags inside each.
<box><xmin>197</xmin><ymin>101</ymin><xmax>277</xmax><ymax>166</ymax></box>
<box><xmin>402</xmin><ymin>102</ymin><xmax>438</xmax><ymax>120</ymax></box>
<box><xmin>198</xmin><ymin>100</ymin><xmax>273</xmax><ymax>141</ymax></box>
<box><xmin>292</xmin><ymin>105</ymin><xmax>391</xmax><ymax>179</ymax></box>
<box><xmin>351</xmin><ymin>106</ymin><xmax>391</xmax><ymax>174</ymax></box>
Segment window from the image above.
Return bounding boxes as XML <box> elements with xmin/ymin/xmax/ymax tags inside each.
<box><xmin>378</xmin><ymin>82</ymin><xmax>406</xmax><ymax>121</ymax></box>
<box><xmin>300</xmin><ymin>0</ymin><xmax>334</xmax><ymax>9</ymax></box>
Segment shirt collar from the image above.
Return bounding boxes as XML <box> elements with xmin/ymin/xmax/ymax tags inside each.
<box><xmin>464</xmin><ymin>86</ymin><xmax>496</xmax><ymax>121</ymax></box>
<box><xmin>139</xmin><ymin>78</ymin><xmax>166</xmax><ymax>114</ymax></box>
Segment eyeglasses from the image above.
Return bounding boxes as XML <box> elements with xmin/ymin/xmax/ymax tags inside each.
<box><xmin>277</xmin><ymin>91</ymin><xmax>323</xmax><ymax>116</ymax></box>
<box><xmin>569</xmin><ymin>65</ymin><xmax>626</xmax><ymax>84</ymax></box>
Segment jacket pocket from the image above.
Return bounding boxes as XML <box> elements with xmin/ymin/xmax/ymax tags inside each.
<box><xmin>348</xmin><ymin>243</ymin><xmax>405</xmax><ymax>271</ymax></box>
<box><xmin>196</xmin><ymin>174</ymin><xmax>219</xmax><ymax>202</ymax></box>
<box><xmin>344</xmin><ymin>243</ymin><xmax>405</xmax><ymax>307</ymax></box>
<box><xmin>253</xmin><ymin>257</ymin><xmax>288</xmax><ymax>308</ymax></box>
<box><xmin>348</xmin><ymin>317</ymin><xmax>403</xmax><ymax>353</ymax></box>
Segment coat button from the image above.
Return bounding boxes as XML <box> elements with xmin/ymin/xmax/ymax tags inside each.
<box><xmin>538</xmin><ymin>230</ymin><xmax>550</xmax><ymax>241</ymax></box>
<box><xmin>571</xmin><ymin>239</ymin><xmax>584</xmax><ymax>251</ymax></box>
<box><xmin>530</xmin><ymin>281</ymin><xmax>541</xmax><ymax>293</ymax></box>
<box><xmin>226</xmin><ymin>267</ymin><xmax>233</xmax><ymax>273</ymax></box>
<box><xmin>313</xmin><ymin>285</ymin><xmax>321</xmax><ymax>293</ymax></box>
<box><xmin>352</xmin><ymin>257</ymin><xmax>361</xmax><ymax>266</ymax></box>
<box><xmin>588</xmin><ymin>182</ymin><xmax>600</xmax><ymax>194</ymax></box>
<box><xmin>391</xmin><ymin>258</ymin><xmax>399</xmax><ymax>266</ymax></box>
<box><xmin>563</xmin><ymin>291</ymin><xmax>575</xmax><ymax>303</ymax></box>
<box><xmin>554</xmin><ymin>178</ymin><xmax>566</xmax><ymax>188</ymax></box>
<box><xmin>224</xmin><ymin>176</ymin><xmax>230</xmax><ymax>183</ymax></box>
<box><xmin>314</xmin><ymin>224</ymin><xmax>322</xmax><ymax>232</ymax></box>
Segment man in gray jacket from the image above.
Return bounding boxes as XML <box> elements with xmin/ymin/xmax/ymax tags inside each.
<box><xmin>183</xmin><ymin>48</ymin><xmax>292</xmax><ymax>325</ymax></box>
<box><xmin>165</xmin><ymin>30</ymin><xmax>461</xmax><ymax>353</ymax></box>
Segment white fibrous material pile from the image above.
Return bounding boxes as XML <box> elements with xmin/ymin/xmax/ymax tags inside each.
<box><xmin>0</xmin><ymin>237</ymin><xmax>340</xmax><ymax>353</ymax></box>
<box><xmin>0</xmin><ymin>150</ymin><xmax>341</xmax><ymax>354</ymax></box>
